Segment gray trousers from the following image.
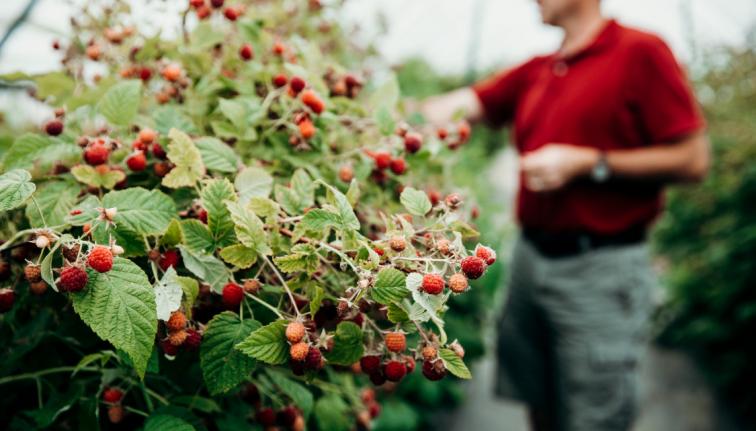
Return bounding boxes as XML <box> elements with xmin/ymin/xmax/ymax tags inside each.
<box><xmin>496</xmin><ymin>236</ymin><xmax>655</xmax><ymax>431</ymax></box>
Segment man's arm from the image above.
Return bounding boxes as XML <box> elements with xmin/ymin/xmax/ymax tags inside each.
<box><xmin>520</xmin><ymin>132</ymin><xmax>710</xmax><ymax>192</ymax></box>
<box><xmin>414</xmin><ymin>88</ymin><xmax>483</xmax><ymax>126</ymax></box>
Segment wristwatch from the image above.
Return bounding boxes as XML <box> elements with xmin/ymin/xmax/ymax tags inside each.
<box><xmin>591</xmin><ymin>151</ymin><xmax>611</xmax><ymax>183</ymax></box>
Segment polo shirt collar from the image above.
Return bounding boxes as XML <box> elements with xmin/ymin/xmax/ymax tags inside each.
<box><xmin>555</xmin><ymin>19</ymin><xmax>620</xmax><ymax>63</ymax></box>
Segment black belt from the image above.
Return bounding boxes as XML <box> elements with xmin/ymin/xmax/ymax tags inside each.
<box><xmin>522</xmin><ymin>225</ymin><xmax>647</xmax><ymax>258</ymax></box>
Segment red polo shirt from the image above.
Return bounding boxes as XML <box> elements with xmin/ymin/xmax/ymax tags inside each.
<box><xmin>473</xmin><ymin>20</ymin><xmax>705</xmax><ymax>234</ymax></box>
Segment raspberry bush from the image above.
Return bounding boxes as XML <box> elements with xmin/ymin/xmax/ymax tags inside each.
<box><xmin>0</xmin><ymin>1</ymin><xmax>495</xmax><ymax>429</ymax></box>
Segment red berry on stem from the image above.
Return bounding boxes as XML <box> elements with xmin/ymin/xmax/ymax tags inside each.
<box><xmin>126</xmin><ymin>151</ymin><xmax>147</xmax><ymax>172</ymax></box>
<box><xmin>289</xmin><ymin>76</ymin><xmax>306</xmax><ymax>94</ymax></box>
<box><xmin>158</xmin><ymin>249</ymin><xmax>180</xmax><ymax>271</ymax></box>
<box><xmin>184</xmin><ymin>329</ymin><xmax>202</xmax><ymax>350</ymax></box>
<box><xmin>373</xmin><ymin>152</ymin><xmax>391</xmax><ymax>170</ymax></box>
<box><xmin>389</xmin><ymin>157</ymin><xmax>406</xmax><ymax>175</ymax></box>
<box><xmin>384</xmin><ymin>331</ymin><xmax>406</xmax><ymax>352</ymax></box>
<box><xmin>421</xmin><ymin>273</ymin><xmax>445</xmax><ymax>295</ymax></box>
<box><xmin>383</xmin><ymin>360</ymin><xmax>407</xmax><ymax>382</ymax></box>
<box><xmin>403</xmin><ymin>132</ymin><xmax>423</xmax><ymax>154</ymax></box>
<box><xmin>58</xmin><ymin>265</ymin><xmax>88</xmax><ymax>292</ymax></box>
<box><xmin>475</xmin><ymin>244</ymin><xmax>497</xmax><ymax>265</ymax></box>
<box><xmin>223</xmin><ymin>6</ymin><xmax>239</xmax><ymax>21</ymax></box>
<box><xmin>256</xmin><ymin>408</ymin><xmax>277</xmax><ymax>427</ymax></box>
<box><xmin>102</xmin><ymin>388</ymin><xmax>124</xmax><ymax>404</ymax></box>
<box><xmin>87</xmin><ymin>246</ymin><xmax>114</xmax><ymax>273</ymax></box>
<box><xmin>301</xmin><ymin>89</ymin><xmax>325</xmax><ymax>114</ymax></box>
<box><xmin>272</xmin><ymin>74</ymin><xmax>288</xmax><ymax>88</ymax></box>
<box><xmin>44</xmin><ymin>119</ymin><xmax>64</xmax><ymax>136</ymax></box>
<box><xmin>84</xmin><ymin>144</ymin><xmax>110</xmax><ymax>165</ymax></box>
<box><xmin>222</xmin><ymin>282</ymin><xmax>244</xmax><ymax>308</ymax></box>
<box><xmin>0</xmin><ymin>288</ymin><xmax>15</xmax><ymax>313</ymax></box>
<box><xmin>460</xmin><ymin>256</ymin><xmax>487</xmax><ymax>279</ymax></box>
<box><xmin>360</xmin><ymin>355</ymin><xmax>381</xmax><ymax>375</ymax></box>
<box><xmin>152</xmin><ymin>142</ymin><xmax>167</xmax><ymax>159</ymax></box>
<box><xmin>239</xmin><ymin>43</ymin><xmax>254</xmax><ymax>61</ymax></box>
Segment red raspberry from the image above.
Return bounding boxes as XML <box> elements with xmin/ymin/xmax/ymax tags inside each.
<box><xmin>0</xmin><ymin>288</ymin><xmax>15</xmax><ymax>313</ymax></box>
<box><xmin>404</xmin><ymin>355</ymin><xmax>416</xmax><ymax>373</ymax></box>
<box><xmin>305</xmin><ymin>346</ymin><xmax>323</xmax><ymax>370</ymax></box>
<box><xmin>223</xmin><ymin>6</ymin><xmax>240</xmax><ymax>21</ymax></box>
<box><xmin>369</xmin><ymin>402</ymin><xmax>381</xmax><ymax>418</ymax></box>
<box><xmin>139</xmin><ymin>67</ymin><xmax>152</xmax><ymax>81</ymax></box>
<box><xmin>389</xmin><ymin>157</ymin><xmax>407</xmax><ymax>175</ymax></box>
<box><xmin>24</xmin><ymin>263</ymin><xmax>42</xmax><ymax>283</ymax></box>
<box><xmin>87</xmin><ymin>246</ymin><xmax>113</xmax><ymax>273</ymax></box>
<box><xmin>184</xmin><ymin>328</ymin><xmax>202</xmax><ymax>351</ymax></box>
<box><xmin>301</xmin><ymin>90</ymin><xmax>325</xmax><ymax>114</ymax></box>
<box><xmin>153</xmin><ymin>161</ymin><xmax>172</xmax><ymax>177</ymax></box>
<box><xmin>298</xmin><ymin>119</ymin><xmax>316</xmax><ymax>139</ymax></box>
<box><xmin>222</xmin><ymin>282</ymin><xmax>244</xmax><ymax>308</ymax></box>
<box><xmin>210</xmin><ymin>0</ymin><xmax>224</xmax><ymax>8</ymax></box>
<box><xmin>403</xmin><ymin>132</ymin><xmax>423</xmax><ymax>154</ymax></box>
<box><xmin>289</xmin><ymin>76</ymin><xmax>306</xmax><ymax>94</ymax></box>
<box><xmin>448</xmin><ymin>273</ymin><xmax>469</xmax><ymax>293</ymax></box>
<box><xmin>437</xmin><ymin>127</ymin><xmax>448</xmax><ymax>140</ymax></box>
<box><xmin>458</xmin><ymin>121</ymin><xmax>471</xmax><ymax>141</ymax></box>
<box><xmin>384</xmin><ymin>331</ymin><xmax>406</xmax><ymax>353</ymax></box>
<box><xmin>272</xmin><ymin>74</ymin><xmax>288</xmax><ymax>88</ymax></box>
<box><xmin>166</xmin><ymin>310</ymin><xmax>187</xmax><ymax>331</ymax></box>
<box><xmin>197</xmin><ymin>209</ymin><xmax>208</xmax><ymax>224</ymax></box>
<box><xmin>286</xmin><ymin>321</ymin><xmax>306</xmax><ymax>343</ymax></box>
<box><xmin>102</xmin><ymin>387</ymin><xmax>124</xmax><ymax>404</ymax></box>
<box><xmin>158</xmin><ymin>249</ymin><xmax>180</xmax><ymax>271</ymax></box>
<box><xmin>383</xmin><ymin>360</ymin><xmax>407</xmax><ymax>382</ymax></box>
<box><xmin>30</xmin><ymin>281</ymin><xmax>48</xmax><ymax>296</ymax></box>
<box><xmin>256</xmin><ymin>407</ymin><xmax>277</xmax><ymax>427</ymax></box>
<box><xmin>44</xmin><ymin>119</ymin><xmax>64</xmax><ymax>136</ymax></box>
<box><xmin>338</xmin><ymin>164</ymin><xmax>354</xmax><ymax>183</ymax></box>
<box><xmin>369</xmin><ymin>371</ymin><xmax>386</xmax><ymax>386</ymax></box>
<box><xmin>138</xmin><ymin>128</ymin><xmax>156</xmax><ymax>144</ymax></box>
<box><xmin>126</xmin><ymin>151</ymin><xmax>147</xmax><ymax>172</ymax></box>
<box><xmin>373</xmin><ymin>152</ymin><xmax>391</xmax><ymax>170</ymax></box>
<box><xmin>422</xmin><ymin>360</ymin><xmax>447</xmax><ymax>381</ymax></box>
<box><xmin>475</xmin><ymin>244</ymin><xmax>497</xmax><ymax>265</ymax></box>
<box><xmin>107</xmin><ymin>405</ymin><xmax>124</xmax><ymax>424</ymax></box>
<box><xmin>58</xmin><ymin>265</ymin><xmax>88</xmax><ymax>292</ymax></box>
<box><xmin>84</xmin><ymin>144</ymin><xmax>109</xmax><ymax>165</ymax></box>
<box><xmin>277</xmin><ymin>405</ymin><xmax>299</xmax><ymax>427</ymax></box>
<box><xmin>421</xmin><ymin>273</ymin><xmax>445</xmax><ymax>295</ymax></box>
<box><xmin>160</xmin><ymin>338</ymin><xmax>180</xmax><ymax>356</ymax></box>
<box><xmin>290</xmin><ymin>342</ymin><xmax>309</xmax><ymax>361</ymax></box>
<box><xmin>460</xmin><ymin>256</ymin><xmax>487</xmax><ymax>279</ymax></box>
<box><xmin>239</xmin><ymin>43</ymin><xmax>254</xmax><ymax>61</ymax></box>
<box><xmin>360</xmin><ymin>355</ymin><xmax>381</xmax><ymax>375</ymax></box>
<box><xmin>152</xmin><ymin>142</ymin><xmax>167</xmax><ymax>159</ymax></box>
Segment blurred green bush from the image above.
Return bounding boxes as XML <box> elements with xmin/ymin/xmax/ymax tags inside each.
<box><xmin>653</xmin><ymin>44</ymin><xmax>756</xmax><ymax>425</ymax></box>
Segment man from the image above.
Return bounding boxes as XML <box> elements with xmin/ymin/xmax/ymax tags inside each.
<box><xmin>417</xmin><ymin>0</ymin><xmax>708</xmax><ymax>430</ymax></box>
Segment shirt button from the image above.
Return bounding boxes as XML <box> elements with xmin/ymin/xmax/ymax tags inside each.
<box><xmin>553</xmin><ymin>61</ymin><xmax>568</xmax><ymax>77</ymax></box>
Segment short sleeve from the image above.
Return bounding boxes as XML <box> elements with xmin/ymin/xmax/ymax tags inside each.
<box><xmin>472</xmin><ymin>60</ymin><xmax>536</xmax><ymax>127</ymax></box>
<box><xmin>628</xmin><ymin>37</ymin><xmax>705</xmax><ymax>143</ymax></box>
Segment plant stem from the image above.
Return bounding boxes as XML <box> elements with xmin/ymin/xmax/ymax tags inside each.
<box><xmin>0</xmin><ymin>366</ymin><xmax>99</xmax><ymax>386</ymax></box>
<box><xmin>245</xmin><ymin>291</ymin><xmax>284</xmax><ymax>319</ymax></box>
<box><xmin>30</xmin><ymin>195</ymin><xmax>47</xmax><ymax>227</ymax></box>
<box><xmin>263</xmin><ymin>255</ymin><xmax>300</xmax><ymax>317</ymax></box>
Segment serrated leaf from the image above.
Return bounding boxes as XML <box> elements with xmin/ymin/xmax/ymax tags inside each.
<box><xmin>439</xmin><ymin>348</ymin><xmax>472</xmax><ymax>379</ymax></box>
<box><xmin>200</xmin><ymin>178</ymin><xmax>236</xmax><ymax>247</ymax></box>
<box><xmin>225</xmin><ymin>200</ymin><xmax>271</xmax><ymax>256</ymax></box>
<box><xmin>40</xmin><ymin>242</ymin><xmax>60</xmax><ymax>290</ymax></box>
<box><xmin>273</xmin><ymin>244</ymin><xmax>319</xmax><ymax>275</ymax></box>
<box><xmin>177</xmin><ymin>276</ymin><xmax>199</xmax><ymax>316</ymax></box>
<box><xmin>191</xmin><ymin>21</ymin><xmax>225</xmax><ymax>49</ymax></box>
<box><xmin>219</xmin><ymin>244</ymin><xmax>257</xmax><ymax>269</ymax></box>
<box><xmin>2</xmin><ymin>134</ymin><xmax>80</xmax><ymax>173</ymax></box>
<box><xmin>265</xmin><ymin>369</ymin><xmax>314</xmax><ymax>419</ymax></box>
<box><xmin>195</xmin><ymin>137</ymin><xmax>239</xmax><ymax>173</ymax></box>
<box><xmin>71</xmin><ymin>258</ymin><xmax>156</xmax><ymax>378</ymax></box>
<box><xmin>154</xmin><ymin>267</ymin><xmax>184</xmax><ymax>321</ymax></box>
<box><xmin>153</xmin><ymin>105</ymin><xmax>198</xmax><ymax>135</ymax></box>
<box><xmin>450</xmin><ymin>220</ymin><xmax>480</xmax><ymax>239</ymax></box>
<box><xmin>400</xmin><ymin>187</ymin><xmax>432</xmax><ymax>216</ymax></box>
<box><xmin>309</xmin><ymin>285</ymin><xmax>324</xmax><ymax>316</ymax></box>
<box><xmin>346</xmin><ymin>179</ymin><xmax>360</xmax><ymax>206</ymax></box>
<box><xmin>102</xmin><ymin>188</ymin><xmax>176</xmax><ymax>235</ymax></box>
<box><xmin>371</xmin><ymin>267</ymin><xmax>408</xmax><ymax>305</ymax></box>
<box><xmin>160</xmin><ymin>219</ymin><xmax>183</xmax><ymax>248</ymax></box>
<box><xmin>179</xmin><ymin>246</ymin><xmax>231</xmax><ymax>293</ymax></box>
<box><xmin>0</xmin><ymin>169</ymin><xmax>36</xmax><ymax>212</ymax></box>
<box><xmin>318</xmin><ymin>181</ymin><xmax>360</xmax><ymax>230</ymax></box>
<box><xmin>201</xmin><ymin>311</ymin><xmax>260</xmax><ymax>395</ymax></box>
<box><xmin>144</xmin><ymin>414</ymin><xmax>195</xmax><ymax>431</ymax></box>
<box><xmin>162</xmin><ymin>128</ymin><xmax>206</xmax><ymax>188</ymax></box>
<box><xmin>25</xmin><ymin>181</ymin><xmax>79</xmax><ymax>227</ymax></box>
<box><xmin>324</xmin><ymin>322</ymin><xmax>364</xmax><ymax>366</ymax></box>
<box><xmin>235</xmin><ymin>320</ymin><xmax>288</xmax><ymax>365</ymax></box>
<box><xmin>314</xmin><ymin>395</ymin><xmax>350</xmax><ymax>431</ymax></box>
<box><xmin>386</xmin><ymin>302</ymin><xmax>410</xmax><ymax>323</ymax></box>
<box><xmin>235</xmin><ymin>166</ymin><xmax>273</xmax><ymax>204</ymax></box>
<box><xmin>181</xmin><ymin>219</ymin><xmax>215</xmax><ymax>253</ymax></box>
<box><xmin>99</xmin><ymin>80</ymin><xmax>141</xmax><ymax>126</ymax></box>
<box><xmin>70</xmin><ymin>165</ymin><xmax>125</xmax><ymax>190</ymax></box>
<box><xmin>296</xmin><ymin>209</ymin><xmax>340</xmax><ymax>234</ymax></box>
<box><xmin>248</xmin><ymin>197</ymin><xmax>279</xmax><ymax>220</ymax></box>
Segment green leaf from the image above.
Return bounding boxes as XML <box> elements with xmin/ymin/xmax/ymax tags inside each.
<box><xmin>40</xmin><ymin>243</ymin><xmax>61</xmax><ymax>290</ymax></box>
<box><xmin>265</xmin><ymin>369</ymin><xmax>314</xmax><ymax>419</ymax></box>
<box><xmin>235</xmin><ymin>166</ymin><xmax>273</xmax><ymax>204</ymax></box>
<box><xmin>200</xmin><ymin>178</ymin><xmax>236</xmax><ymax>247</ymax></box>
<box><xmin>273</xmin><ymin>244</ymin><xmax>319</xmax><ymax>275</ymax></box>
<box><xmin>324</xmin><ymin>322</ymin><xmax>364</xmax><ymax>366</ymax></box>
<box><xmin>25</xmin><ymin>181</ymin><xmax>79</xmax><ymax>227</ymax></box>
<box><xmin>400</xmin><ymin>187</ymin><xmax>432</xmax><ymax>216</ymax></box>
<box><xmin>219</xmin><ymin>98</ymin><xmax>248</xmax><ymax>132</ymax></box>
<box><xmin>162</xmin><ymin>128</ymin><xmax>206</xmax><ymax>188</ymax></box>
<box><xmin>438</xmin><ymin>348</ymin><xmax>472</xmax><ymax>379</ymax></box>
<box><xmin>179</xmin><ymin>246</ymin><xmax>231</xmax><ymax>293</ymax></box>
<box><xmin>319</xmin><ymin>181</ymin><xmax>360</xmax><ymax>230</ymax></box>
<box><xmin>371</xmin><ymin>267</ymin><xmax>408</xmax><ymax>305</ymax></box>
<box><xmin>235</xmin><ymin>320</ymin><xmax>288</xmax><ymax>365</ymax></box>
<box><xmin>375</xmin><ymin>106</ymin><xmax>395</xmax><ymax>136</ymax></box>
<box><xmin>386</xmin><ymin>303</ymin><xmax>410</xmax><ymax>323</ymax></box>
<box><xmin>195</xmin><ymin>137</ymin><xmax>239</xmax><ymax>173</ymax></box>
<box><xmin>369</xmin><ymin>73</ymin><xmax>400</xmax><ymax>112</ymax></box>
<box><xmin>449</xmin><ymin>220</ymin><xmax>480</xmax><ymax>239</ymax></box>
<box><xmin>248</xmin><ymin>197</ymin><xmax>279</xmax><ymax>220</ymax></box>
<box><xmin>177</xmin><ymin>276</ymin><xmax>199</xmax><ymax>315</ymax></box>
<box><xmin>154</xmin><ymin>267</ymin><xmax>184</xmax><ymax>321</ymax></box>
<box><xmin>102</xmin><ymin>188</ymin><xmax>176</xmax><ymax>235</ymax></box>
<box><xmin>153</xmin><ymin>105</ymin><xmax>198</xmax><ymax>135</ymax></box>
<box><xmin>191</xmin><ymin>21</ymin><xmax>225</xmax><ymax>49</ymax></box>
<box><xmin>181</xmin><ymin>219</ymin><xmax>215</xmax><ymax>253</ymax></box>
<box><xmin>159</xmin><ymin>219</ymin><xmax>183</xmax><ymax>247</ymax></box>
<box><xmin>70</xmin><ymin>165</ymin><xmax>125</xmax><ymax>189</ymax></box>
<box><xmin>0</xmin><ymin>169</ymin><xmax>36</xmax><ymax>212</ymax></box>
<box><xmin>225</xmin><ymin>200</ymin><xmax>271</xmax><ymax>256</ymax></box>
<box><xmin>296</xmin><ymin>209</ymin><xmax>340</xmax><ymax>234</ymax></box>
<box><xmin>219</xmin><ymin>244</ymin><xmax>257</xmax><ymax>269</ymax></box>
<box><xmin>71</xmin><ymin>258</ymin><xmax>156</xmax><ymax>378</ymax></box>
<box><xmin>144</xmin><ymin>414</ymin><xmax>195</xmax><ymax>431</ymax></box>
<box><xmin>314</xmin><ymin>395</ymin><xmax>350</xmax><ymax>431</ymax></box>
<box><xmin>2</xmin><ymin>134</ymin><xmax>80</xmax><ymax>173</ymax></box>
<box><xmin>201</xmin><ymin>311</ymin><xmax>261</xmax><ymax>395</ymax></box>
<box><xmin>98</xmin><ymin>80</ymin><xmax>141</xmax><ymax>126</ymax></box>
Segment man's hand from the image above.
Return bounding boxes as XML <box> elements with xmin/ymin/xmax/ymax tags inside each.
<box><xmin>520</xmin><ymin>144</ymin><xmax>598</xmax><ymax>192</ymax></box>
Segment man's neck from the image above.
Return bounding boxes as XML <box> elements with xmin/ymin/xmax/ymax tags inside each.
<box><xmin>558</xmin><ymin>8</ymin><xmax>606</xmax><ymax>57</ymax></box>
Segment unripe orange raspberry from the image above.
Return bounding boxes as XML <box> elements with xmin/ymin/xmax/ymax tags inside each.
<box><xmin>422</xmin><ymin>345</ymin><xmax>437</xmax><ymax>361</ymax></box>
<box><xmin>168</xmin><ymin>329</ymin><xmax>188</xmax><ymax>346</ymax></box>
<box><xmin>385</xmin><ymin>331</ymin><xmax>406</xmax><ymax>353</ymax></box>
<box><xmin>448</xmin><ymin>273</ymin><xmax>469</xmax><ymax>293</ymax></box>
<box><xmin>286</xmin><ymin>321</ymin><xmax>306</xmax><ymax>343</ymax></box>
<box><xmin>389</xmin><ymin>236</ymin><xmax>406</xmax><ymax>252</ymax></box>
<box><xmin>166</xmin><ymin>310</ymin><xmax>187</xmax><ymax>331</ymax></box>
<box><xmin>290</xmin><ymin>342</ymin><xmax>309</xmax><ymax>361</ymax></box>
